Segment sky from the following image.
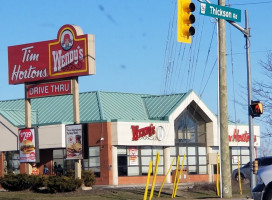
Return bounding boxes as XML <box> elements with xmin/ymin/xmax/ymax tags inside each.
<box><xmin>0</xmin><ymin>0</ymin><xmax>271</xmax><ymax>136</ymax></box>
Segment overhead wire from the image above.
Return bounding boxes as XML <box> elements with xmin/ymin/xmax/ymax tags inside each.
<box><xmin>229</xmin><ymin>17</ymin><xmax>238</xmax><ymax>125</ymax></box>
<box><xmin>200</xmin><ymin>58</ymin><xmax>217</xmax><ymax>97</ymax></box>
<box><xmin>174</xmin><ymin>43</ymin><xmax>188</xmax><ymax>93</ymax></box>
<box><xmin>185</xmin><ymin>39</ymin><xmax>194</xmax><ymax>91</ymax></box>
<box><xmin>198</xmin><ymin>22</ymin><xmax>216</xmax><ymax>97</ymax></box>
<box><xmin>188</xmin><ymin>22</ymin><xmax>199</xmax><ymax>89</ymax></box>
<box><xmin>191</xmin><ymin>17</ymin><xmax>205</xmax><ymax>89</ymax></box>
<box><xmin>162</xmin><ymin>0</ymin><xmax>217</xmax><ymax>98</ymax></box>
<box><xmin>162</xmin><ymin>0</ymin><xmax>177</xmax><ymax>94</ymax></box>
<box><xmin>228</xmin><ymin>1</ymin><xmax>272</xmax><ymax>6</ymax></box>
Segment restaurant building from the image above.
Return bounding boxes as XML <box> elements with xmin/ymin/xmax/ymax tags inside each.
<box><xmin>0</xmin><ymin>90</ymin><xmax>260</xmax><ymax>185</ymax></box>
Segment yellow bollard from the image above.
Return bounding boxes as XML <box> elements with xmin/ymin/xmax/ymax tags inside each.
<box><xmin>149</xmin><ymin>152</ymin><xmax>160</xmax><ymax>200</ymax></box>
<box><xmin>238</xmin><ymin>157</ymin><xmax>242</xmax><ymax>194</ymax></box>
<box><xmin>158</xmin><ymin>158</ymin><xmax>175</xmax><ymax>197</ymax></box>
<box><xmin>172</xmin><ymin>156</ymin><xmax>180</xmax><ymax>198</ymax></box>
<box><xmin>143</xmin><ymin>161</ymin><xmax>153</xmax><ymax>200</ymax></box>
<box><xmin>174</xmin><ymin>154</ymin><xmax>186</xmax><ymax>197</ymax></box>
<box><xmin>216</xmin><ymin>153</ymin><xmax>220</xmax><ymax>196</ymax></box>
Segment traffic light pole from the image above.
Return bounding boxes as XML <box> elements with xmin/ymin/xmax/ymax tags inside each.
<box><xmin>227</xmin><ymin>11</ymin><xmax>256</xmax><ymax>194</ymax></box>
<box><xmin>194</xmin><ymin>0</ymin><xmax>255</xmax><ymax>195</ymax></box>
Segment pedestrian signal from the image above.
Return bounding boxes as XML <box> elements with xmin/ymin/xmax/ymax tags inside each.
<box><xmin>250</xmin><ymin>101</ymin><xmax>263</xmax><ymax>117</ymax></box>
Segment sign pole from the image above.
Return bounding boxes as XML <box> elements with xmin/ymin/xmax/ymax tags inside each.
<box><xmin>24</xmin><ymin>84</ymin><xmax>32</xmax><ymax>174</ymax></box>
<box><xmin>72</xmin><ymin>77</ymin><xmax>81</xmax><ymax>179</ymax></box>
<box><xmin>227</xmin><ymin>10</ymin><xmax>255</xmax><ymax>195</ymax></box>
<box><xmin>25</xmin><ymin>85</ymin><xmax>31</xmax><ymax>129</ymax></box>
<box><xmin>244</xmin><ymin>10</ymin><xmax>256</xmax><ymax>193</ymax></box>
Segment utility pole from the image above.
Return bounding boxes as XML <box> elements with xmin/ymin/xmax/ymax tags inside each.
<box><xmin>198</xmin><ymin>0</ymin><xmax>254</xmax><ymax>196</ymax></box>
<box><xmin>218</xmin><ymin>0</ymin><xmax>232</xmax><ymax>198</ymax></box>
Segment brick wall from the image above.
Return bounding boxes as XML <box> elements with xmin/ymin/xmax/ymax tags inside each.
<box><xmin>88</xmin><ymin>122</ymin><xmax>112</xmax><ymax>185</ymax></box>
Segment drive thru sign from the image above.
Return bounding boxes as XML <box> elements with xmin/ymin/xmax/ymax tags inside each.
<box><xmin>200</xmin><ymin>2</ymin><xmax>241</xmax><ymax>22</ymax></box>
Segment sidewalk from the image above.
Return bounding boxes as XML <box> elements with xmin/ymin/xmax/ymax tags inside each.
<box><xmin>93</xmin><ymin>182</ymin><xmax>251</xmax><ymax>200</ymax></box>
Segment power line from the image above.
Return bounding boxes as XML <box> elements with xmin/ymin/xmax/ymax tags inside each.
<box><xmin>200</xmin><ymin>58</ymin><xmax>217</xmax><ymax>97</ymax></box>
<box><xmin>229</xmin><ymin>22</ymin><xmax>238</xmax><ymax>126</ymax></box>
<box><xmin>198</xmin><ymin>23</ymin><xmax>216</xmax><ymax>95</ymax></box>
<box><xmin>226</xmin><ymin>50</ymin><xmax>272</xmax><ymax>56</ymax></box>
<box><xmin>228</xmin><ymin>1</ymin><xmax>272</xmax><ymax>6</ymax></box>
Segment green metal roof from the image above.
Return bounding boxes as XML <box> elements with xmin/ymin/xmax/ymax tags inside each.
<box><xmin>0</xmin><ymin>91</ymin><xmax>191</xmax><ymax>127</ymax></box>
<box><xmin>98</xmin><ymin>91</ymin><xmax>149</xmax><ymax>121</ymax></box>
<box><xmin>143</xmin><ymin>93</ymin><xmax>187</xmax><ymax>120</ymax></box>
<box><xmin>0</xmin><ymin>109</ymin><xmax>37</xmax><ymax>127</ymax></box>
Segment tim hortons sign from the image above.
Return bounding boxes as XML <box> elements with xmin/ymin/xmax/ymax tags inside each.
<box><xmin>8</xmin><ymin>24</ymin><xmax>95</xmax><ymax>85</ymax></box>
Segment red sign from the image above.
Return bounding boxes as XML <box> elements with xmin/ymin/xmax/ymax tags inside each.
<box><xmin>229</xmin><ymin>129</ymin><xmax>257</xmax><ymax>143</ymax></box>
<box><xmin>131</xmin><ymin>124</ymin><xmax>155</xmax><ymax>141</ymax></box>
<box><xmin>26</xmin><ymin>80</ymin><xmax>72</xmax><ymax>99</ymax></box>
<box><xmin>8</xmin><ymin>24</ymin><xmax>95</xmax><ymax>84</ymax></box>
<box><xmin>19</xmin><ymin>128</ymin><xmax>33</xmax><ymax>143</ymax></box>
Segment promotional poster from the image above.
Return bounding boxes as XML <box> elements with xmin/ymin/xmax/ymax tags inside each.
<box><xmin>19</xmin><ymin>128</ymin><xmax>36</xmax><ymax>163</ymax></box>
<box><xmin>129</xmin><ymin>147</ymin><xmax>138</xmax><ymax>166</ymax></box>
<box><xmin>65</xmin><ymin>124</ymin><xmax>83</xmax><ymax>160</ymax></box>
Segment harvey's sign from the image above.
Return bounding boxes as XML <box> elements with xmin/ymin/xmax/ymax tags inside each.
<box><xmin>8</xmin><ymin>24</ymin><xmax>95</xmax><ymax>85</ymax></box>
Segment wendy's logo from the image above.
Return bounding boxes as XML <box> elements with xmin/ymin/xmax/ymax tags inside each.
<box><xmin>61</xmin><ymin>30</ymin><xmax>74</xmax><ymax>51</ymax></box>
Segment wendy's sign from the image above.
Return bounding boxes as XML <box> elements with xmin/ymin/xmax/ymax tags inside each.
<box><xmin>8</xmin><ymin>24</ymin><xmax>95</xmax><ymax>85</ymax></box>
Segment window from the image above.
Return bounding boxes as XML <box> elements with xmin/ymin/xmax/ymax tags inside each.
<box><xmin>4</xmin><ymin>151</ymin><xmax>20</xmax><ymax>174</ymax></box>
<box><xmin>172</xmin><ymin>105</ymin><xmax>208</xmax><ymax>174</ymax></box>
<box><xmin>53</xmin><ymin>149</ymin><xmax>75</xmax><ymax>175</ymax></box>
<box><xmin>117</xmin><ymin>146</ymin><xmax>164</xmax><ymax>176</ymax></box>
<box><xmin>175</xmin><ymin>106</ymin><xmax>206</xmax><ymax>145</ymax></box>
<box><xmin>231</xmin><ymin>147</ymin><xmax>250</xmax><ymax>171</ymax></box>
<box><xmin>83</xmin><ymin>146</ymin><xmax>100</xmax><ymax>177</ymax></box>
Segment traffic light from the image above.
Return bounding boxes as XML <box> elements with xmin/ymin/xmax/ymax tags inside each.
<box><xmin>177</xmin><ymin>0</ymin><xmax>195</xmax><ymax>43</ymax></box>
<box><xmin>253</xmin><ymin>160</ymin><xmax>258</xmax><ymax>174</ymax></box>
<box><xmin>250</xmin><ymin>101</ymin><xmax>263</xmax><ymax>117</ymax></box>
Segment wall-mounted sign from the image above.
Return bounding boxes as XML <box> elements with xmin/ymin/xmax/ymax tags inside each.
<box><xmin>65</xmin><ymin>124</ymin><xmax>83</xmax><ymax>160</ymax></box>
<box><xmin>19</xmin><ymin>128</ymin><xmax>37</xmax><ymax>163</ymax></box>
<box><xmin>229</xmin><ymin>129</ymin><xmax>256</xmax><ymax>143</ymax></box>
<box><xmin>26</xmin><ymin>80</ymin><xmax>72</xmax><ymax>99</ymax></box>
<box><xmin>131</xmin><ymin>124</ymin><xmax>156</xmax><ymax>141</ymax></box>
<box><xmin>8</xmin><ymin>24</ymin><xmax>95</xmax><ymax>85</ymax></box>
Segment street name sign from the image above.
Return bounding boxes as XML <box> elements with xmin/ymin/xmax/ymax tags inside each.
<box><xmin>200</xmin><ymin>2</ymin><xmax>241</xmax><ymax>22</ymax></box>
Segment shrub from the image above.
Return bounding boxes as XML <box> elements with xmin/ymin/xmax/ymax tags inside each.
<box><xmin>82</xmin><ymin>170</ymin><xmax>96</xmax><ymax>187</ymax></box>
<box><xmin>29</xmin><ymin>175</ymin><xmax>48</xmax><ymax>191</ymax></box>
<box><xmin>0</xmin><ymin>173</ymin><xmax>85</xmax><ymax>193</ymax></box>
<box><xmin>65</xmin><ymin>169</ymin><xmax>75</xmax><ymax>178</ymax></box>
<box><xmin>47</xmin><ymin>176</ymin><xmax>82</xmax><ymax>193</ymax></box>
<box><xmin>0</xmin><ymin>174</ymin><xmax>32</xmax><ymax>191</ymax></box>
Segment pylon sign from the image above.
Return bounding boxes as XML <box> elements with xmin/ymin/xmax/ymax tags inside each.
<box><xmin>8</xmin><ymin>24</ymin><xmax>96</xmax><ymax>85</ymax></box>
